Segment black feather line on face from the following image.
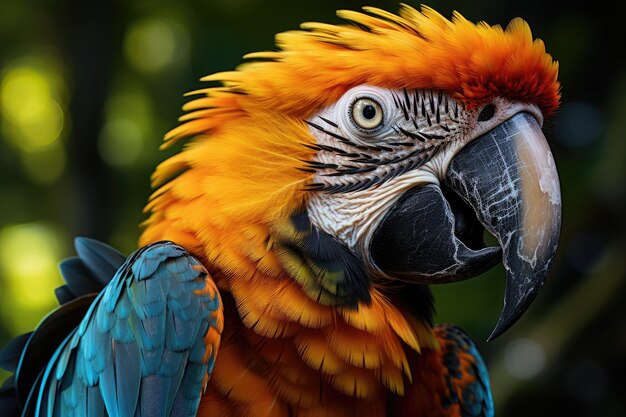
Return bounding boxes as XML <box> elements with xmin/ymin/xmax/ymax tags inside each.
<box><xmin>304</xmin><ymin>147</ymin><xmax>438</xmax><ymax>194</ymax></box>
<box><xmin>398</xmin><ymin>125</ymin><xmax>425</xmax><ymax>142</ymax></box>
<box><xmin>305</xmin><ymin>120</ymin><xmax>364</xmax><ymax>149</ymax></box>
<box><xmin>318</xmin><ymin>116</ymin><xmax>338</xmax><ymax>128</ymax></box>
<box><xmin>393</xmin><ymin>91</ymin><xmax>410</xmax><ymax>121</ymax></box>
<box><xmin>305</xmin><ymin>120</ymin><xmax>393</xmax><ymax>153</ymax></box>
<box><xmin>403</xmin><ymin>89</ymin><xmax>412</xmax><ymax>113</ymax></box>
<box><xmin>411</xmin><ymin>116</ymin><xmax>420</xmax><ymax>130</ymax></box>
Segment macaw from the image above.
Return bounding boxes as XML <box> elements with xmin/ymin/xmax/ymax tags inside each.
<box><xmin>0</xmin><ymin>4</ymin><xmax>562</xmax><ymax>417</ymax></box>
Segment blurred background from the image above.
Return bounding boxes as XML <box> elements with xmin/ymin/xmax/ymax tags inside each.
<box><xmin>0</xmin><ymin>0</ymin><xmax>623</xmax><ymax>415</ymax></box>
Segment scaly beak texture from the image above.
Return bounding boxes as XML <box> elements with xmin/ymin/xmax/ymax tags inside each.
<box><xmin>372</xmin><ymin>112</ymin><xmax>561</xmax><ymax>339</ymax></box>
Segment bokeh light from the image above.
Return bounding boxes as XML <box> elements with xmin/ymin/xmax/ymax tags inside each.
<box><xmin>20</xmin><ymin>141</ymin><xmax>67</xmax><ymax>184</ymax></box>
<box><xmin>124</xmin><ymin>17</ymin><xmax>190</xmax><ymax>74</ymax></box>
<box><xmin>98</xmin><ymin>118</ymin><xmax>144</xmax><ymax>166</ymax></box>
<box><xmin>0</xmin><ymin>62</ymin><xmax>65</xmax><ymax>152</ymax></box>
<box><xmin>98</xmin><ymin>86</ymin><xmax>153</xmax><ymax>167</ymax></box>
<box><xmin>0</xmin><ymin>56</ymin><xmax>68</xmax><ymax>185</ymax></box>
<box><xmin>0</xmin><ymin>223</ymin><xmax>64</xmax><ymax>334</ymax></box>
<box><xmin>504</xmin><ymin>338</ymin><xmax>547</xmax><ymax>380</ymax></box>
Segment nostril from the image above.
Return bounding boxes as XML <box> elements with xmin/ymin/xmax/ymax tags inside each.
<box><xmin>478</xmin><ymin>103</ymin><xmax>496</xmax><ymax>122</ymax></box>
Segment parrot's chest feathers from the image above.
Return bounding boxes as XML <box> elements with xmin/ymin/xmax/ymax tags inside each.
<box><xmin>199</xmin><ymin>268</ymin><xmax>436</xmax><ymax>416</ymax></box>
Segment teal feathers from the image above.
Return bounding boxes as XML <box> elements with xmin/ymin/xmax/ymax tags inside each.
<box><xmin>0</xmin><ymin>238</ymin><xmax>222</xmax><ymax>417</ymax></box>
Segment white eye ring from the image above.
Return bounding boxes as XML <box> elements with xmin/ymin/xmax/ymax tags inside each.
<box><xmin>350</xmin><ymin>97</ymin><xmax>384</xmax><ymax>131</ymax></box>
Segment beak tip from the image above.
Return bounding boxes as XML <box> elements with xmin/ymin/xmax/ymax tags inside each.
<box><xmin>486</xmin><ymin>274</ymin><xmax>545</xmax><ymax>341</ymax></box>
<box><xmin>486</xmin><ymin>309</ymin><xmax>524</xmax><ymax>341</ymax></box>
<box><xmin>486</xmin><ymin>319</ymin><xmax>511</xmax><ymax>342</ymax></box>
<box><xmin>486</xmin><ymin>332</ymin><xmax>498</xmax><ymax>343</ymax></box>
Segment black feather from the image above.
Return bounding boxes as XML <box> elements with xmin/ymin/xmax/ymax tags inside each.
<box><xmin>59</xmin><ymin>257</ymin><xmax>102</xmax><ymax>297</ymax></box>
<box><xmin>74</xmin><ymin>237</ymin><xmax>126</xmax><ymax>286</ymax></box>
<box><xmin>0</xmin><ymin>333</ymin><xmax>31</xmax><ymax>373</ymax></box>
<box><xmin>53</xmin><ymin>285</ymin><xmax>75</xmax><ymax>305</ymax></box>
<box><xmin>0</xmin><ymin>377</ymin><xmax>19</xmax><ymax>417</ymax></box>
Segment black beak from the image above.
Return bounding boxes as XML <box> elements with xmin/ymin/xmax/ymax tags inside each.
<box><xmin>371</xmin><ymin>113</ymin><xmax>561</xmax><ymax>339</ymax></box>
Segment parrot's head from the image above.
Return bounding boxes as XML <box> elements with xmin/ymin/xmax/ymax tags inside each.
<box><xmin>142</xmin><ymin>5</ymin><xmax>561</xmax><ymax>341</ymax></box>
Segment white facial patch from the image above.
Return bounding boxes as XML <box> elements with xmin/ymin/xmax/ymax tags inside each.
<box><xmin>304</xmin><ymin>85</ymin><xmax>543</xmax><ymax>270</ymax></box>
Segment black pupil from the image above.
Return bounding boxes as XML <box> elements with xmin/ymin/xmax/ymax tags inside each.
<box><xmin>362</xmin><ymin>104</ymin><xmax>376</xmax><ymax>120</ymax></box>
<box><xmin>478</xmin><ymin>103</ymin><xmax>496</xmax><ymax>121</ymax></box>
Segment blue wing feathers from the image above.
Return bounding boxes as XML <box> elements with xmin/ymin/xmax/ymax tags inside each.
<box><xmin>111</xmin><ymin>340</ymin><xmax>141</xmax><ymax>417</ymax></box>
<box><xmin>0</xmin><ymin>238</ymin><xmax>221</xmax><ymax>417</ymax></box>
<box><xmin>86</xmin><ymin>386</ymin><xmax>106</xmax><ymax>417</ymax></box>
<box><xmin>45</xmin><ymin>241</ymin><xmax>219</xmax><ymax>417</ymax></box>
<box><xmin>16</xmin><ymin>295</ymin><xmax>96</xmax><ymax>408</ymax></box>
<box><xmin>138</xmin><ymin>374</ymin><xmax>169</xmax><ymax>417</ymax></box>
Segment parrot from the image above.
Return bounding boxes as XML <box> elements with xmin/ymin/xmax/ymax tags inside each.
<box><xmin>0</xmin><ymin>4</ymin><xmax>562</xmax><ymax>417</ymax></box>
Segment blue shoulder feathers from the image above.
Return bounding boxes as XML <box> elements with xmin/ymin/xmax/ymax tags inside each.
<box><xmin>0</xmin><ymin>238</ymin><xmax>222</xmax><ymax>417</ymax></box>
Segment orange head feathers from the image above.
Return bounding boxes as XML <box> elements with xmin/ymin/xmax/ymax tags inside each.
<box><xmin>162</xmin><ymin>4</ymin><xmax>559</xmax><ymax>147</ymax></box>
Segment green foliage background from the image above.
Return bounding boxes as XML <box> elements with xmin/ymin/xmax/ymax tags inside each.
<box><xmin>0</xmin><ymin>0</ymin><xmax>623</xmax><ymax>415</ymax></box>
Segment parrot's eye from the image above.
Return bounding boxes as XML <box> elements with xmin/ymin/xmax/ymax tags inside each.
<box><xmin>350</xmin><ymin>97</ymin><xmax>384</xmax><ymax>131</ymax></box>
